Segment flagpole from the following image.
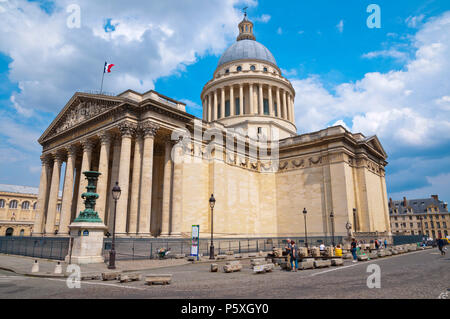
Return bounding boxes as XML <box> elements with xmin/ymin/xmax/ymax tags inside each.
<box><xmin>100</xmin><ymin>62</ymin><xmax>106</xmax><ymax>94</ymax></box>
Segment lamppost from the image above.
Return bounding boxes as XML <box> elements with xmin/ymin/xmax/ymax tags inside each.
<box><xmin>108</xmin><ymin>182</ymin><xmax>121</xmax><ymax>269</ymax></box>
<box><xmin>419</xmin><ymin>216</ymin><xmax>424</xmax><ymax>239</ymax></box>
<box><xmin>303</xmin><ymin>208</ymin><xmax>308</xmax><ymax>248</ymax></box>
<box><xmin>209</xmin><ymin>194</ymin><xmax>216</xmax><ymax>260</ymax></box>
<box><xmin>330</xmin><ymin>211</ymin><xmax>335</xmax><ymax>247</ymax></box>
<box><xmin>353</xmin><ymin>208</ymin><xmax>357</xmax><ymax>232</ymax></box>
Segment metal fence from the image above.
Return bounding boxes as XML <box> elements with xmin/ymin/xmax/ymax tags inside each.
<box><xmin>0</xmin><ymin>236</ymin><xmax>70</xmax><ymax>260</ymax></box>
<box><xmin>102</xmin><ymin>236</ymin><xmax>345</xmax><ymax>261</ymax></box>
<box><xmin>392</xmin><ymin>235</ymin><xmax>423</xmax><ymax>245</ymax></box>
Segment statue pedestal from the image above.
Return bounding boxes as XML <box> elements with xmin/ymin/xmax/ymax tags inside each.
<box><xmin>65</xmin><ymin>222</ymin><xmax>107</xmax><ymax>264</ymax></box>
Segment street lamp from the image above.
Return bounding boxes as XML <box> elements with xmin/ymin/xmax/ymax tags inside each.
<box><xmin>353</xmin><ymin>208</ymin><xmax>357</xmax><ymax>232</ymax></box>
<box><xmin>209</xmin><ymin>194</ymin><xmax>216</xmax><ymax>260</ymax></box>
<box><xmin>330</xmin><ymin>211</ymin><xmax>335</xmax><ymax>247</ymax></box>
<box><xmin>419</xmin><ymin>216</ymin><xmax>424</xmax><ymax>239</ymax></box>
<box><xmin>108</xmin><ymin>182</ymin><xmax>121</xmax><ymax>269</ymax></box>
<box><xmin>303</xmin><ymin>208</ymin><xmax>308</xmax><ymax>248</ymax></box>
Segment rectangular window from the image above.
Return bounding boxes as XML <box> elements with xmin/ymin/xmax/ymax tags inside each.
<box><xmin>217</xmin><ymin>103</ymin><xmax>221</xmax><ymax>119</ymax></box>
<box><xmin>263</xmin><ymin>98</ymin><xmax>269</xmax><ymax>115</ymax></box>
<box><xmin>274</xmin><ymin>102</ymin><xmax>278</xmax><ymax>116</ymax></box>
<box><xmin>437</xmin><ymin>222</ymin><xmax>440</xmax><ymax>229</ymax></box>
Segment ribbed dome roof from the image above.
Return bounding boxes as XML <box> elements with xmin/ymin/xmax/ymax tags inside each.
<box><xmin>217</xmin><ymin>39</ymin><xmax>277</xmax><ymax>67</ymax></box>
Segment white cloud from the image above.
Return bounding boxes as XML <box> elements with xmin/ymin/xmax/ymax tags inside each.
<box><xmin>0</xmin><ymin>0</ymin><xmax>246</xmax><ymax>115</ymax></box>
<box><xmin>291</xmin><ymin>12</ymin><xmax>450</xmax><ymax>151</ymax></box>
<box><xmin>362</xmin><ymin>48</ymin><xmax>409</xmax><ymax>62</ymax></box>
<box><xmin>255</xmin><ymin>14</ymin><xmax>271</xmax><ymax>23</ymax></box>
<box><xmin>336</xmin><ymin>20</ymin><xmax>344</xmax><ymax>33</ymax></box>
<box><xmin>406</xmin><ymin>14</ymin><xmax>425</xmax><ymax>28</ymax></box>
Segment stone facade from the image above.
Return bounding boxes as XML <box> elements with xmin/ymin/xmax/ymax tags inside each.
<box><xmin>33</xmin><ymin>14</ymin><xmax>391</xmax><ymax>240</ymax></box>
<box><xmin>389</xmin><ymin>195</ymin><xmax>449</xmax><ymax>238</ymax></box>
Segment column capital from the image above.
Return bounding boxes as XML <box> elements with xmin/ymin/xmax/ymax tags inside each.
<box><xmin>99</xmin><ymin>131</ymin><xmax>113</xmax><ymax>145</ymax></box>
<box><xmin>140</xmin><ymin>121</ymin><xmax>159</xmax><ymax>138</ymax></box>
<box><xmin>66</xmin><ymin>145</ymin><xmax>79</xmax><ymax>158</ymax></box>
<box><xmin>118</xmin><ymin>121</ymin><xmax>138</xmax><ymax>138</ymax></box>
<box><xmin>53</xmin><ymin>152</ymin><xmax>65</xmax><ymax>164</ymax></box>
<box><xmin>40</xmin><ymin>155</ymin><xmax>52</xmax><ymax>166</ymax></box>
<box><xmin>81</xmin><ymin>139</ymin><xmax>95</xmax><ymax>152</ymax></box>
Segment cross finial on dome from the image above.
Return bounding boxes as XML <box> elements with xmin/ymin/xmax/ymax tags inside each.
<box><xmin>237</xmin><ymin>11</ymin><xmax>255</xmax><ymax>41</ymax></box>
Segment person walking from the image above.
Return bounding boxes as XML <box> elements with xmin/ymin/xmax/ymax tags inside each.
<box><xmin>384</xmin><ymin>239</ymin><xmax>388</xmax><ymax>249</ymax></box>
<box><xmin>285</xmin><ymin>238</ymin><xmax>292</xmax><ymax>269</ymax></box>
<box><xmin>437</xmin><ymin>237</ymin><xmax>446</xmax><ymax>256</ymax></box>
<box><xmin>290</xmin><ymin>240</ymin><xmax>298</xmax><ymax>272</ymax></box>
<box><xmin>374</xmin><ymin>239</ymin><xmax>380</xmax><ymax>250</ymax></box>
<box><xmin>351</xmin><ymin>238</ymin><xmax>358</xmax><ymax>263</ymax></box>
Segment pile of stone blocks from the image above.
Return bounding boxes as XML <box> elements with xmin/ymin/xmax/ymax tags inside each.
<box><xmin>385</xmin><ymin>250</ymin><xmax>392</xmax><ymax>256</ymax></box>
<box><xmin>280</xmin><ymin>261</ymin><xmax>292</xmax><ymax>271</ymax></box>
<box><xmin>223</xmin><ymin>260</ymin><xmax>242</xmax><ymax>273</ymax></box>
<box><xmin>369</xmin><ymin>252</ymin><xmax>378</xmax><ymax>259</ymax></box>
<box><xmin>250</xmin><ymin>258</ymin><xmax>266</xmax><ymax>267</ymax></box>
<box><xmin>234</xmin><ymin>254</ymin><xmax>242</xmax><ymax>259</ymax></box>
<box><xmin>325</xmin><ymin>246</ymin><xmax>335</xmax><ymax>257</ymax></box>
<box><xmin>311</xmin><ymin>247</ymin><xmax>320</xmax><ymax>257</ymax></box>
<box><xmin>145</xmin><ymin>274</ymin><xmax>172</xmax><ymax>285</ymax></box>
<box><xmin>175</xmin><ymin>254</ymin><xmax>186</xmax><ymax>259</ymax></box>
<box><xmin>210</xmin><ymin>263</ymin><xmax>218</xmax><ymax>272</ymax></box>
<box><xmin>216</xmin><ymin>255</ymin><xmax>227</xmax><ymax>260</ymax></box>
<box><xmin>377</xmin><ymin>250</ymin><xmax>386</xmax><ymax>258</ymax></box>
<box><xmin>343</xmin><ymin>253</ymin><xmax>353</xmax><ymax>259</ymax></box>
<box><xmin>298</xmin><ymin>247</ymin><xmax>308</xmax><ymax>258</ymax></box>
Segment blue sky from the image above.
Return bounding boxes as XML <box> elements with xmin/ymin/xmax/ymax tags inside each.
<box><xmin>0</xmin><ymin>0</ymin><xmax>449</xmax><ymax>202</ymax></box>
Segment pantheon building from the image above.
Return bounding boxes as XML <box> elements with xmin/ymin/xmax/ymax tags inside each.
<box><xmin>33</xmin><ymin>15</ymin><xmax>391</xmax><ymax>239</ymax></box>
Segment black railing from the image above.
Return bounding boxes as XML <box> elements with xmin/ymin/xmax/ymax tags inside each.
<box><xmin>0</xmin><ymin>236</ymin><xmax>70</xmax><ymax>260</ymax></box>
<box><xmin>392</xmin><ymin>235</ymin><xmax>423</xmax><ymax>245</ymax></box>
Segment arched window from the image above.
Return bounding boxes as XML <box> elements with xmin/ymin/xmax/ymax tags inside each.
<box><xmin>0</xmin><ymin>199</ymin><xmax>4</xmax><ymax>208</ymax></box>
<box><xmin>33</xmin><ymin>202</ymin><xmax>37</xmax><ymax>210</ymax></box>
<box><xmin>236</xmin><ymin>66</ymin><xmax>242</xmax><ymax>72</ymax></box>
<box><xmin>5</xmin><ymin>228</ymin><xmax>14</xmax><ymax>236</ymax></box>
<box><xmin>9</xmin><ymin>200</ymin><xmax>18</xmax><ymax>209</ymax></box>
<box><xmin>22</xmin><ymin>201</ymin><xmax>30</xmax><ymax>210</ymax></box>
<box><xmin>250</xmin><ymin>65</ymin><xmax>256</xmax><ymax>71</ymax></box>
<box><xmin>263</xmin><ymin>67</ymin><xmax>268</xmax><ymax>72</ymax></box>
<box><xmin>20</xmin><ymin>229</ymin><xmax>25</xmax><ymax>236</ymax></box>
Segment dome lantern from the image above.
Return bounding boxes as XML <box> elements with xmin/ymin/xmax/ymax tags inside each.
<box><xmin>237</xmin><ymin>13</ymin><xmax>256</xmax><ymax>41</ymax></box>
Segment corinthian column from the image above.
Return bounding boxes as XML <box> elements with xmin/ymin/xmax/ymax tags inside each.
<box><xmin>282</xmin><ymin>90</ymin><xmax>288</xmax><ymax>120</ymax></box>
<box><xmin>58</xmin><ymin>146</ymin><xmax>77</xmax><ymax>236</ymax></box>
<box><xmin>107</xmin><ymin>136</ymin><xmax>121</xmax><ymax>233</ymax></box>
<box><xmin>258</xmin><ymin>84</ymin><xmax>263</xmax><ymax>115</ymax></box>
<box><xmin>276</xmin><ymin>87</ymin><xmax>281</xmax><ymax>118</ymax></box>
<box><xmin>76</xmin><ymin>139</ymin><xmax>94</xmax><ymax>215</ymax></box>
<box><xmin>128</xmin><ymin>130</ymin><xmax>143</xmax><ymax>235</ymax></box>
<box><xmin>96</xmin><ymin>132</ymin><xmax>112</xmax><ymax>222</ymax></box>
<box><xmin>268</xmin><ymin>85</ymin><xmax>274</xmax><ymax>116</ymax></box>
<box><xmin>138</xmin><ymin>121</ymin><xmax>159</xmax><ymax>236</ymax></box>
<box><xmin>230</xmin><ymin>86</ymin><xmax>235</xmax><ymax>116</ymax></box>
<box><xmin>45</xmin><ymin>153</ymin><xmax>64</xmax><ymax>235</ymax></box>
<box><xmin>116</xmin><ymin>121</ymin><xmax>137</xmax><ymax>235</ymax></box>
<box><xmin>239</xmin><ymin>84</ymin><xmax>244</xmax><ymax>115</ymax></box>
<box><xmin>220</xmin><ymin>87</ymin><xmax>225</xmax><ymax>118</ymax></box>
<box><xmin>33</xmin><ymin>156</ymin><xmax>52</xmax><ymax>235</ymax></box>
<box><xmin>249</xmin><ymin>84</ymin><xmax>254</xmax><ymax>114</ymax></box>
<box><xmin>170</xmin><ymin>138</ymin><xmax>184</xmax><ymax>237</ymax></box>
<box><xmin>208</xmin><ymin>94</ymin><xmax>212</xmax><ymax>122</ymax></box>
<box><xmin>213</xmin><ymin>90</ymin><xmax>218</xmax><ymax>121</ymax></box>
<box><xmin>160</xmin><ymin>137</ymin><xmax>173</xmax><ymax>237</ymax></box>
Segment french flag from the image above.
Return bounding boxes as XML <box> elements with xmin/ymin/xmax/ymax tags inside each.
<box><xmin>104</xmin><ymin>62</ymin><xmax>115</xmax><ymax>73</ymax></box>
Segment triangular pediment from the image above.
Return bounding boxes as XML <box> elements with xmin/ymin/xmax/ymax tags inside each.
<box><xmin>39</xmin><ymin>92</ymin><xmax>123</xmax><ymax>144</ymax></box>
<box><xmin>363</xmin><ymin>135</ymin><xmax>387</xmax><ymax>159</ymax></box>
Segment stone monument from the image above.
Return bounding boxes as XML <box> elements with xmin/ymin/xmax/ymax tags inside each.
<box><xmin>65</xmin><ymin>171</ymin><xmax>107</xmax><ymax>264</ymax></box>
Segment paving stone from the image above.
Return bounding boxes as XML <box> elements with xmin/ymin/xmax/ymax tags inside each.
<box><xmin>119</xmin><ymin>273</ymin><xmax>142</xmax><ymax>283</ymax></box>
<box><xmin>210</xmin><ymin>263</ymin><xmax>218</xmax><ymax>272</ymax></box>
<box><xmin>314</xmin><ymin>260</ymin><xmax>331</xmax><ymax>268</ymax></box>
<box><xmin>223</xmin><ymin>262</ymin><xmax>242</xmax><ymax>273</ymax></box>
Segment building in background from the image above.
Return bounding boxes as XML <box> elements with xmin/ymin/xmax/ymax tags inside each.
<box><xmin>389</xmin><ymin>195</ymin><xmax>449</xmax><ymax>239</ymax></box>
<box><xmin>0</xmin><ymin>184</ymin><xmax>61</xmax><ymax>236</ymax></box>
<box><xmin>33</xmin><ymin>14</ymin><xmax>391</xmax><ymax>240</ymax></box>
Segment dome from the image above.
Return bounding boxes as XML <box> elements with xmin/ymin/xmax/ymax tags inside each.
<box><xmin>217</xmin><ymin>39</ymin><xmax>277</xmax><ymax>67</ymax></box>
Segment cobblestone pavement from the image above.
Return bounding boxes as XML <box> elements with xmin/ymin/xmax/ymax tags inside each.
<box><xmin>0</xmin><ymin>248</ymin><xmax>448</xmax><ymax>299</ymax></box>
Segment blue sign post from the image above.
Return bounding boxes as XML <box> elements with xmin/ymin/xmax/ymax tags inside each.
<box><xmin>191</xmin><ymin>225</ymin><xmax>200</xmax><ymax>260</ymax></box>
